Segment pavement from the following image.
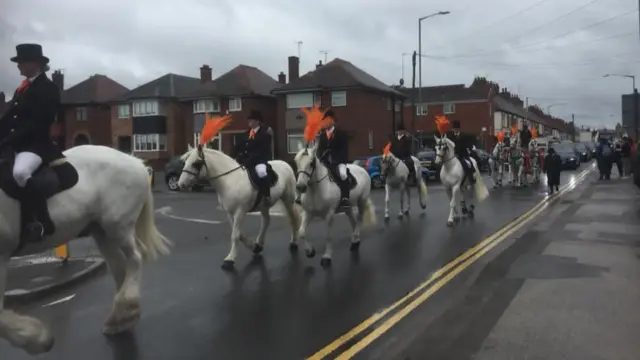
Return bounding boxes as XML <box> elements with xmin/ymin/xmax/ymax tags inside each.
<box><xmin>0</xmin><ymin>167</ymin><xmax>595</xmax><ymax>360</ymax></box>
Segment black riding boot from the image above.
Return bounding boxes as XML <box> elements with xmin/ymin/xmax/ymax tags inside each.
<box><xmin>339</xmin><ymin>181</ymin><xmax>351</xmax><ymax>209</ymax></box>
<box><xmin>22</xmin><ymin>180</ymin><xmax>55</xmax><ymax>242</ymax></box>
<box><xmin>461</xmin><ymin>157</ymin><xmax>476</xmax><ymax>185</ymax></box>
<box><xmin>259</xmin><ymin>177</ymin><xmax>271</xmax><ymax>206</ymax></box>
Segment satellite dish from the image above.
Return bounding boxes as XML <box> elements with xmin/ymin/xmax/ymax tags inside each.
<box><xmin>399</xmin><ymin>78</ymin><xmax>405</xmax><ymax>86</ymax></box>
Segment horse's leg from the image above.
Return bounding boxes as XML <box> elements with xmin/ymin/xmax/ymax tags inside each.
<box><xmin>222</xmin><ymin>211</ymin><xmax>249</xmax><ymax>269</ymax></box>
<box><xmin>345</xmin><ymin>207</ymin><xmax>361</xmax><ymax>251</ymax></box>
<box><xmin>282</xmin><ymin>199</ymin><xmax>300</xmax><ymax>251</ymax></box>
<box><xmin>102</xmin><ymin>226</ymin><xmax>143</xmax><ymax>335</ymax></box>
<box><xmin>0</xmin><ymin>255</ymin><xmax>54</xmax><ymax>354</ymax></box>
<box><xmin>398</xmin><ymin>182</ymin><xmax>405</xmax><ymax>218</ymax></box>
<box><xmin>320</xmin><ymin>211</ymin><xmax>336</xmax><ymax>267</ymax></box>
<box><xmin>299</xmin><ymin>210</ymin><xmax>315</xmax><ymax>258</ymax></box>
<box><xmin>446</xmin><ymin>187</ymin><xmax>455</xmax><ymax>226</ymax></box>
<box><xmin>384</xmin><ymin>183</ymin><xmax>391</xmax><ymax>220</ymax></box>
<box><xmin>404</xmin><ymin>180</ymin><xmax>411</xmax><ymax>216</ymax></box>
<box><xmin>252</xmin><ymin>208</ymin><xmax>271</xmax><ymax>255</ymax></box>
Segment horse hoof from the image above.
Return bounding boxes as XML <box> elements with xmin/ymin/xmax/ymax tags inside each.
<box><xmin>306</xmin><ymin>248</ymin><xmax>316</xmax><ymax>258</ymax></box>
<box><xmin>289</xmin><ymin>243</ymin><xmax>298</xmax><ymax>252</ymax></box>
<box><xmin>350</xmin><ymin>242</ymin><xmax>360</xmax><ymax>251</ymax></box>
<box><xmin>469</xmin><ymin>204</ymin><xmax>475</xmax><ymax>211</ymax></box>
<box><xmin>404</xmin><ymin>210</ymin><xmax>410</xmax><ymax>216</ymax></box>
<box><xmin>253</xmin><ymin>243</ymin><xmax>263</xmax><ymax>254</ymax></box>
<box><xmin>446</xmin><ymin>221</ymin><xmax>454</xmax><ymax>227</ymax></box>
<box><xmin>320</xmin><ymin>257</ymin><xmax>332</xmax><ymax>267</ymax></box>
<box><xmin>221</xmin><ymin>260</ymin><xmax>235</xmax><ymax>271</ymax></box>
<box><xmin>384</xmin><ymin>214</ymin><xmax>390</xmax><ymax>221</ymax></box>
<box><xmin>397</xmin><ymin>213</ymin><xmax>403</xmax><ymax>219</ymax></box>
<box><xmin>461</xmin><ymin>207</ymin><xmax>468</xmax><ymax>215</ymax></box>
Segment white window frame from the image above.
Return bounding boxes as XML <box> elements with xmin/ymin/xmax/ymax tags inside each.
<box><xmin>193</xmin><ymin>99</ymin><xmax>220</xmax><ymax>114</ymax></box>
<box><xmin>416</xmin><ymin>104</ymin><xmax>428</xmax><ymax>116</ymax></box>
<box><xmin>133</xmin><ymin>134</ymin><xmax>167</xmax><ymax>152</ymax></box>
<box><xmin>368</xmin><ymin>130</ymin><xmax>374</xmax><ymax>150</ymax></box>
<box><xmin>286</xmin><ymin>93</ymin><xmax>315</xmax><ymax>109</ymax></box>
<box><xmin>193</xmin><ymin>132</ymin><xmax>221</xmax><ymax>150</ymax></box>
<box><xmin>443</xmin><ymin>103</ymin><xmax>455</xmax><ymax>114</ymax></box>
<box><xmin>117</xmin><ymin>104</ymin><xmax>130</xmax><ymax>119</ymax></box>
<box><xmin>76</xmin><ymin>107</ymin><xmax>87</xmax><ymax>121</ymax></box>
<box><xmin>133</xmin><ymin>100</ymin><xmax>164</xmax><ymax>117</ymax></box>
<box><xmin>228</xmin><ymin>97</ymin><xmax>242</xmax><ymax>112</ymax></box>
<box><xmin>287</xmin><ymin>131</ymin><xmax>314</xmax><ymax>154</ymax></box>
<box><xmin>331</xmin><ymin>91</ymin><xmax>347</xmax><ymax>107</ymax></box>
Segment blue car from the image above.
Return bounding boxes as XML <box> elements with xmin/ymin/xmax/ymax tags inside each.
<box><xmin>353</xmin><ymin>155</ymin><xmax>431</xmax><ymax>189</ymax></box>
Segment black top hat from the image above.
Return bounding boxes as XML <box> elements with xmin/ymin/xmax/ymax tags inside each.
<box><xmin>452</xmin><ymin>120</ymin><xmax>461</xmax><ymax>129</ymax></box>
<box><xmin>396</xmin><ymin>121</ymin><xmax>406</xmax><ymax>132</ymax></box>
<box><xmin>10</xmin><ymin>44</ymin><xmax>50</xmax><ymax>64</ymax></box>
<box><xmin>323</xmin><ymin>109</ymin><xmax>336</xmax><ymax>121</ymax></box>
<box><xmin>248</xmin><ymin>110</ymin><xmax>263</xmax><ymax>122</ymax></box>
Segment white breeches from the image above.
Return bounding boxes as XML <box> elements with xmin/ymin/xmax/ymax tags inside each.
<box><xmin>337</xmin><ymin>164</ymin><xmax>347</xmax><ymax>181</ymax></box>
<box><xmin>13</xmin><ymin>151</ymin><xmax>42</xmax><ymax>187</ymax></box>
<box><xmin>255</xmin><ymin>163</ymin><xmax>267</xmax><ymax>178</ymax></box>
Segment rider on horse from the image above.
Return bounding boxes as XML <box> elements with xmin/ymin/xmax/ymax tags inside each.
<box><xmin>236</xmin><ymin>110</ymin><xmax>272</xmax><ymax>205</ymax></box>
<box><xmin>390</xmin><ymin>121</ymin><xmax>416</xmax><ymax>181</ymax></box>
<box><xmin>520</xmin><ymin>124</ymin><xmax>533</xmax><ymax>172</ymax></box>
<box><xmin>446</xmin><ymin>120</ymin><xmax>476</xmax><ymax>185</ymax></box>
<box><xmin>0</xmin><ymin>44</ymin><xmax>62</xmax><ymax>242</ymax></box>
<box><xmin>317</xmin><ymin>110</ymin><xmax>350</xmax><ymax>210</ymax></box>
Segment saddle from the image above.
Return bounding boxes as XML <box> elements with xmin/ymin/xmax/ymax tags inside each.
<box><xmin>0</xmin><ymin>156</ymin><xmax>79</xmax><ymax>247</ymax></box>
<box><xmin>246</xmin><ymin>163</ymin><xmax>279</xmax><ymax>190</ymax></box>
<box><xmin>327</xmin><ymin>167</ymin><xmax>358</xmax><ymax>191</ymax></box>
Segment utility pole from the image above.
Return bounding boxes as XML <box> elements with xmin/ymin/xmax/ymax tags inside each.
<box><xmin>571</xmin><ymin>113</ymin><xmax>576</xmax><ymax>142</ymax></box>
<box><xmin>319</xmin><ymin>50</ymin><xmax>329</xmax><ymax>63</ymax></box>
<box><xmin>295</xmin><ymin>41</ymin><xmax>303</xmax><ymax>59</ymax></box>
<box><xmin>411</xmin><ymin>51</ymin><xmax>417</xmax><ymax>153</ymax></box>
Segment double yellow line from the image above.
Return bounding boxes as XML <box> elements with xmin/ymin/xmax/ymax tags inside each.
<box><xmin>308</xmin><ymin>168</ymin><xmax>593</xmax><ymax>360</ymax></box>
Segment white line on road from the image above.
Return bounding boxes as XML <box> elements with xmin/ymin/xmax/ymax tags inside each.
<box><xmin>43</xmin><ymin>294</ymin><xmax>76</xmax><ymax>307</ymax></box>
<box><xmin>155</xmin><ymin>206</ymin><xmax>222</xmax><ymax>224</ymax></box>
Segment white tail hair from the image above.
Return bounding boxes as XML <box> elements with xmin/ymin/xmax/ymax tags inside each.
<box><xmin>472</xmin><ymin>160</ymin><xmax>489</xmax><ymax>202</ymax></box>
<box><xmin>360</xmin><ymin>198</ymin><xmax>377</xmax><ymax>229</ymax></box>
<box><xmin>135</xmin><ymin>187</ymin><xmax>172</xmax><ymax>261</ymax></box>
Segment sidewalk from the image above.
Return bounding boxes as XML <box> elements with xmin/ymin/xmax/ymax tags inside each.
<box><xmin>5</xmin><ymin>237</ymin><xmax>105</xmax><ymax>302</ymax></box>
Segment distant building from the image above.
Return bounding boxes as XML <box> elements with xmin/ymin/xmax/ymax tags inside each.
<box><xmin>621</xmin><ymin>93</ymin><xmax>639</xmax><ymax>139</ymax></box>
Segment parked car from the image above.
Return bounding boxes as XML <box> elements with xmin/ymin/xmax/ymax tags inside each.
<box><xmin>353</xmin><ymin>156</ymin><xmax>384</xmax><ymax>188</ymax></box>
<box><xmin>551</xmin><ymin>143</ymin><xmax>580</xmax><ymax>170</ymax></box>
<box><xmin>574</xmin><ymin>142</ymin><xmax>591</xmax><ymax>161</ymax></box>
<box><xmin>416</xmin><ymin>148</ymin><xmax>438</xmax><ymax>180</ymax></box>
<box><xmin>164</xmin><ymin>156</ymin><xmax>209</xmax><ymax>191</ymax></box>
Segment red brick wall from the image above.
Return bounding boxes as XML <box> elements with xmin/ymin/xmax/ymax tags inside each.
<box><xmin>63</xmin><ymin>104</ymin><xmax>112</xmax><ymax>149</ymax></box>
<box><xmin>110</xmin><ymin>103</ymin><xmax>132</xmax><ymax>149</ymax></box>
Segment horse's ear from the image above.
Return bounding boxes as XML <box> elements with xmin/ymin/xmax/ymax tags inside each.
<box><xmin>297</xmin><ymin>142</ymin><xmax>305</xmax><ymax>152</ymax></box>
<box><xmin>187</xmin><ymin>144</ymin><xmax>194</xmax><ymax>151</ymax></box>
<box><xmin>197</xmin><ymin>144</ymin><xmax>203</xmax><ymax>156</ymax></box>
<box><xmin>443</xmin><ymin>132</ymin><xmax>448</xmax><ymax>139</ymax></box>
<box><xmin>433</xmin><ymin>135</ymin><xmax>439</xmax><ymax>142</ymax></box>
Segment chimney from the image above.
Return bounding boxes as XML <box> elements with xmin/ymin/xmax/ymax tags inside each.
<box><xmin>52</xmin><ymin>70</ymin><xmax>64</xmax><ymax>90</ymax></box>
<box><xmin>277</xmin><ymin>72</ymin><xmax>286</xmax><ymax>84</ymax></box>
<box><xmin>200</xmin><ymin>65</ymin><xmax>212</xmax><ymax>83</ymax></box>
<box><xmin>288</xmin><ymin>56</ymin><xmax>299</xmax><ymax>82</ymax></box>
<box><xmin>316</xmin><ymin>60</ymin><xmax>323</xmax><ymax>69</ymax></box>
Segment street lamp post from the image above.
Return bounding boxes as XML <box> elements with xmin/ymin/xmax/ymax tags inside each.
<box><xmin>603</xmin><ymin>73</ymin><xmax>638</xmax><ymax>140</ymax></box>
<box><xmin>417</xmin><ymin>11</ymin><xmax>450</xmax><ymax>139</ymax></box>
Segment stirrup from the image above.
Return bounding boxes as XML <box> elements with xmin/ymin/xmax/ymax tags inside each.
<box><xmin>24</xmin><ymin>221</ymin><xmax>45</xmax><ymax>242</ymax></box>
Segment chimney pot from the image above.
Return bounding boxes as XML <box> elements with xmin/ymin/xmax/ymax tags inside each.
<box><xmin>277</xmin><ymin>72</ymin><xmax>286</xmax><ymax>84</ymax></box>
<box><xmin>288</xmin><ymin>56</ymin><xmax>300</xmax><ymax>82</ymax></box>
<box><xmin>316</xmin><ymin>60</ymin><xmax>323</xmax><ymax>69</ymax></box>
<box><xmin>200</xmin><ymin>64</ymin><xmax>212</xmax><ymax>83</ymax></box>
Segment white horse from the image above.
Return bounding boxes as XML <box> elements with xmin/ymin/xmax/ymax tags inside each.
<box><xmin>488</xmin><ymin>141</ymin><xmax>506</xmax><ymax>188</ymax></box>
<box><xmin>178</xmin><ymin>144</ymin><xmax>300</xmax><ymax>270</ymax></box>
<box><xmin>433</xmin><ymin>134</ymin><xmax>489</xmax><ymax>226</ymax></box>
<box><xmin>529</xmin><ymin>141</ymin><xmax>542</xmax><ymax>183</ymax></box>
<box><xmin>380</xmin><ymin>151</ymin><xmax>427</xmax><ymax>219</ymax></box>
<box><xmin>294</xmin><ymin>144</ymin><xmax>376</xmax><ymax>266</ymax></box>
<box><xmin>508</xmin><ymin>136</ymin><xmax>526</xmax><ymax>188</ymax></box>
<box><xmin>0</xmin><ymin>145</ymin><xmax>171</xmax><ymax>355</ymax></box>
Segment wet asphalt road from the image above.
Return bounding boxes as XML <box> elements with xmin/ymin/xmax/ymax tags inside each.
<box><xmin>1</xmin><ymin>170</ymin><xmax>584</xmax><ymax>360</ymax></box>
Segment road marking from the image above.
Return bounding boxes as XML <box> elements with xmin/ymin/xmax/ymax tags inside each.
<box><xmin>308</xmin><ymin>167</ymin><xmax>592</xmax><ymax>359</ymax></box>
<box><xmin>43</xmin><ymin>294</ymin><xmax>76</xmax><ymax>307</ymax></box>
<box><xmin>155</xmin><ymin>206</ymin><xmax>222</xmax><ymax>224</ymax></box>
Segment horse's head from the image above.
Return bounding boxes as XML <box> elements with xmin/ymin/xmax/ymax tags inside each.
<box><xmin>380</xmin><ymin>151</ymin><xmax>396</xmax><ymax>176</ymax></box>
<box><xmin>434</xmin><ymin>134</ymin><xmax>454</xmax><ymax>165</ymax></box>
<box><xmin>492</xmin><ymin>142</ymin><xmax>503</xmax><ymax>157</ymax></box>
<box><xmin>294</xmin><ymin>143</ymin><xmax>318</xmax><ymax>193</ymax></box>
<box><xmin>178</xmin><ymin>144</ymin><xmax>207</xmax><ymax>189</ymax></box>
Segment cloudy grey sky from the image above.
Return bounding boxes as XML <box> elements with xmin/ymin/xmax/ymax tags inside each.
<box><xmin>1</xmin><ymin>0</ymin><xmax>638</xmax><ymax>128</ymax></box>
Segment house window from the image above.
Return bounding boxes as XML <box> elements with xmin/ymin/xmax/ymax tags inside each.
<box><xmin>193</xmin><ymin>99</ymin><xmax>220</xmax><ymax>113</ymax></box>
<box><xmin>133</xmin><ymin>134</ymin><xmax>167</xmax><ymax>152</ymax></box>
<box><xmin>133</xmin><ymin>100</ymin><xmax>164</xmax><ymax>117</ymax></box>
<box><xmin>117</xmin><ymin>104</ymin><xmax>130</xmax><ymax>119</ymax></box>
<box><xmin>287</xmin><ymin>131</ymin><xmax>308</xmax><ymax>154</ymax></box>
<box><xmin>286</xmin><ymin>93</ymin><xmax>315</xmax><ymax>109</ymax></box>
<box><xmin>368</xmin><ymin>130</ymin><xmax>374</xmax><ymax>150</ymax></box>
<box><xmin>416</xmin><ymin>104</ymin><xmax>428</xmax><ymax>116</ymax></box>
<box><xmin>443</xmin><ymin>103</ymin><xmax>455</xmax><ymax>114</ymax></box>
<box><xmin>331</xmin><ymin>91</ymin><xmax>347</xmax><ymax>107</ymax></box>
<box><xmin>193</xmin><ymin>132</ymin><xmax>221</xmax><ymax>150</ymax></box>
<box><xmin>387</xmin><ymin>99</ymin><xmax>401</xmax><ymax>112</ymax></box>
<box><xmin>76</xmin><ymin>107</ymin><xmax>87</xmax><ymax>121</ymax></box>
<box><xmin>228</xmin><ymin>98</ymin><xmax>242</xmax><ymax>112</ymax></box>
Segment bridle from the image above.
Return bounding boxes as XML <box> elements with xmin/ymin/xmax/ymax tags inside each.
<box><xmin>435</xmin><ymin>139</ymin><xmax>455</xmax><ymax>164</ymax></box>
<box><xmin>296</xmin><ymin>148</ymin><xmax>328</xmax><ymax>187</ymax></box>
<box><xmin>181</xmin><ymin>145</ymin><xmax>242</xmax><ymax>182</ymax></box>
<box><xmin>381</xmin><ymin>155</ymin><xmax>399</xmax><ymax>177</ymax></box>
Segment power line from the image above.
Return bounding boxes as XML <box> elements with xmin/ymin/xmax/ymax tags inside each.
<box><xmin>422</xmin><ymin>52</ymin><xmax>640</xmax><ymax>68</ymax></box>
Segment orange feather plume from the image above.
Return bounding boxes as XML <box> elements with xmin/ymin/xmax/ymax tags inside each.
<box><xmin>510</xmin><ymin>124</ymin><xmax>519</xmax><ymax>136</ymax></box>
<box><xmin>495</xmin><ymin>130</ymin><xmax>505</xmax><ymax>143</ymax></box>
<box><xmin>531</xmin><ymin>127</ymin><xmax>538</xmax><ymax>139</ymax></box>
<box><xmin>301</xmin><ymin>105</ymin><xmax>333</xmax><ymax>143</ymax></box>
<box><xmin>434</xmin><ymin>115</ymin><xmax>450</xmax><ymax>135</ymax></box>
<box><xmin>383</xmin><ymin>142</ymin><xmax>392</xmax><ymax>155</ymax></box>
<box><xmin>200</xmin><ymin>113</ymin><xmax>233</xmax><ymax>146</ymax></box>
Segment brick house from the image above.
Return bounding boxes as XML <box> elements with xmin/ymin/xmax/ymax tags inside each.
<box><xmin>180</xmin><ymin>64</ymin><xmax>281</xmax><ymax>158</ymax></box>
<box><xmin>52</xmin><ymin>71</ymin><xmax>129</xmax><ymax>149</ymax></box>
<box><xmin>272</xmin><ymin>56</ymin><xmax>407</xmax><ymax>161</ymax></box>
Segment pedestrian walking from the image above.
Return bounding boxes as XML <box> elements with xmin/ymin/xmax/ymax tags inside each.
<box><xmin>543</xmin><ymin>147</ymin><xmax>562</xmax><ymax>194</ymax></box>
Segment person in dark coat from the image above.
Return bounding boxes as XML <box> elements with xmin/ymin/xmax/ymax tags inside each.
<box><xmin>0</xmin><ymin>44</ymin><xmax>62</xmax><ymax>242</ymax></box>
<box><xmin>543</xmin><ymin>146</ymin><xmax>562</xmax><ymax>194</ymax></box>
<box><xmin>596</xmin><ymin>136</ymin><xmax>614</xmax><ymax>180</ymax></box>
<box><xmin>236</xmin><ymin>110</ymin><xmax>272</xmax><ymax>205</ymax></box>
<box><xmin>390</xmin><ymin>122</ymin><xmax>416</xmax><ymax>180</ymax></box>
<box><xmin>520</xmin><ymin>124</ymin><xmax>532</xmax><ymax>149</ymax></box>
<box><xmin>446</xmin><ymin>120</ymin><xmax>476</xmax><ymax>184</ymax></box>
<box><xmin>316</xmin><ymin>109</ymin><xmax>351</xmax><ymax>209</ymax></box>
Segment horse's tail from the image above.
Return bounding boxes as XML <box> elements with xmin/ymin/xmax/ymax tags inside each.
<box><xmin>415</xmin><ymin>163</ymin><xmax>428</xmax><ymax>209</ymax></box>
<box><xmin>360</xmin><ymin>197</ymin><xmax>377</xmax><ymax>229</ymax></box>
<box><xmin>471</xmin><ymin>159</ymin><xmax>489</xmax><ymax>202</ymax></box>
<box><xmin>135</xmin><ymin>187</ymin><xmax>172</xmax><ymax>261</ymax></box>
